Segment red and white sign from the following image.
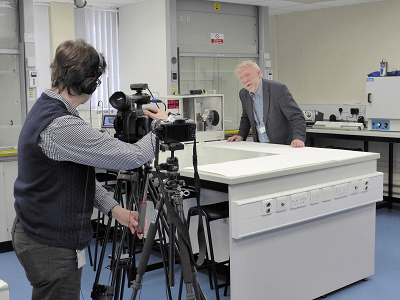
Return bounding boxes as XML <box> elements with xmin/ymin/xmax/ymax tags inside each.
<box><xmin>211</xmin><ymin>33</ymin><xmax>224</xmax><ymax>45</ymax></box>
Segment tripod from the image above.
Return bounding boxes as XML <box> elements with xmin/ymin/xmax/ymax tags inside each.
<box><xmin>130</xmin><ymin>138</ymin><xmax>206</xmax><ymax>300</ymax></box>
<box><xmin>91</xmin><ymin>161</ymin><xmax>174</xmax><ymax>300</ymax></box>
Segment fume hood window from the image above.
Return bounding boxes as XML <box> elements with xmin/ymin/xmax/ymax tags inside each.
<box><xmin>179</xmin><ymin>56</ymin><xmax>256</xmax><ymax>131</ymax></box>
<box><xmin>0</xmin><ymin>0</ymin><xmax>21</xmax><ymax>148</ymax></box>
<box><xmin>0</xmin><ymin>0</ymin><xmax>19</xmax><ymax>50</ymax></box>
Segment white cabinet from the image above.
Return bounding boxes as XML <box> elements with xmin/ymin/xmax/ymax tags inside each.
<box><xmin>0</xmin><ymin>159</ymin><xmax>17</xmax><ymax>242</ymax></box>
<box><xmin>366</xmin><ymin>77</ymin><xmax>400</xmax><ymax>131</ymax></box>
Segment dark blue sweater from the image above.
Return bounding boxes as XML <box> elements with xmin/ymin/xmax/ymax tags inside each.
<box><xmin>14</xmin><ymin>92</ymin><xmax>95</xmax><ymax>250</ymax></box>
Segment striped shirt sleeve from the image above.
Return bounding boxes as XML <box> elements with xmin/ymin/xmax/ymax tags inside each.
<box><xmin>38</xmin><ymin>98</ymin><xmax>157</xmax><ymax>215</ymax></box>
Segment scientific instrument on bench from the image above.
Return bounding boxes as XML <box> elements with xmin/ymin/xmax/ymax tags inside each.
<box><xmin>303</xmin><ymin>110</ymin><xmax>324</xmax><ymax>126</ymax></box>
<box><xmin>312</xmin><ymin>121</ymin><xmax>364</xmax><ymax>131</ymax></box>
<box><xmin>158</xmin><ymin>94</ymin><xmax>224</xmax><ymax>142</ymax></box>
<box><xmin>366</xmin><ymin>77</ymin><xmax>400</xmax><ymax>131</ymax></box>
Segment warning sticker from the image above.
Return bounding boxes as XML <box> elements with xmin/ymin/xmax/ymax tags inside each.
<box><xmin>211</xmin><ymin>33</ymin><xmax>224</xmax><ymax>45</ymax></box>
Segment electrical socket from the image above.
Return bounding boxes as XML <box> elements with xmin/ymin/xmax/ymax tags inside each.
<box><xmin>361</xmin><ymin>178</ymin><xmax>369</xmax><ymax>192</ymax></box>
<box><xmin>334</xmin><ymin>183</ymin><xmax>349</xmax><ymax>199</ymax></box>
<box><xmin>261</xmin><ymin>199</ymin><xmax>274</xmax><ymax>215</ymax></box>
<box><xmin>291</xmin><ymin>192</ymin><xmax>307</xmax><ymax>209</ymax></box>
<box><xmin>350</xmin><ymin>108</ymin><xmax>359</xmax><ymax>115</ymax></box>
<box><xmin>322</xmin><ymin>186</ymin><xmax>334</xmax><ymax>202</ymax></box>
<box><xmin>310</xmin><ymin>189</ymin><xmax>322</xmax><ymax>205</ymax></box>
<box><xmin>276</xmin><ymin>196</ymin><xmax>289</xmax><ymax>212</ymax></box>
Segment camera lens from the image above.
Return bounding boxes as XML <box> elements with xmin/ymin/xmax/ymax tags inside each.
<box><xmin>109</xmin><ymin>91</ymin><xmax>131</xmax><ymax>110</ymax></box>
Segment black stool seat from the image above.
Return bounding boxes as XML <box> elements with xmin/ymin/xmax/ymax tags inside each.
<box><xmin>189</xmin><ymin>201</ymin><xmax>229</xmax><ymax>221</ymax></box>
<box><xmin>184</xmin><ymin>201</ymin><xmax>230</xmax><ymax>300</ymax></box>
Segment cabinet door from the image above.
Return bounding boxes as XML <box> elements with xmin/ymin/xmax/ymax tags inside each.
<box><xmin>0</xmin><ymin>163</ymin><xmax>8</xmax><ymax>242</ymax></box>
<box><xmin>3</xmin><ymin>161</ymin><xmax>17</xmax><ymax>241</ymax></box>
<box><xmin>366</xmin><ymin>77</ymin><xmax>400</xmax><ymax>119</ymax></box>
<box><xmin>0</xmin><ymin>160</ymin><xmax>17</xmax><ymax>242</ymax></box>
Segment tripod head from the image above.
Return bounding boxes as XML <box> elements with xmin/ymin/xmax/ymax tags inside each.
<box><xmin>158</xmin><ymin>142</ymin><xmax>185</xmax><ymax>188</ymax></box>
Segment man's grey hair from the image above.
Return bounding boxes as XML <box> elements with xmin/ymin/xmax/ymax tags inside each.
<box><xmin>234</xmin><ymin>60</ymin><xmax>261</xmax><ymax>77</ymax></box>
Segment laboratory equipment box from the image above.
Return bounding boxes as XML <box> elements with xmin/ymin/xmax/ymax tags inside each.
<box><xmin>366</xmin><ymin>77</ymin><xmax>400</xmax><ymax>131</ymax></box>
<box><xmin>159</xmin><ymin>94</ymin><xmax>224</xmax><ymax>142</ymax></box>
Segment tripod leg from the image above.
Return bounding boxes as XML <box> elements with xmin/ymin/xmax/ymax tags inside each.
<box><xmin>120</xmin><ymin>269</ymin><xmax>127</xmax><ymax>300</ymax></box>
<box><xmin>93</xmin><ymin>216</ymin><xmax>113</xmax><ymax>285</ymax></box>
<box><xmin>172</xmin><ymin>196</ymin><xmax>202</xmax><ymax>300</ymax></box>
<box><xmin>91</xmin><ymin>176</ymin><xmax>132</xmax><ymax>300</ymax></box>
<box><xmin>168</xmin><ymin>221</ymin><xmax>176</xmax><ymax>287</ymax></box>
<box><xmin>130</xmin><ymin>212</ymin><xmax>160</xmax><ymax>300</ymax></box>
<box><xmin>87</xmin><ymin>242</ymin><xmax>93</xmax><ymax>267</ymax></box>
<box><xmin>94</xmin><ymin>209</ymin><xmax>100</xmax><ymax>271</ymax></box>
<box><xmin>153</xmin><ymin>217</ymin><xmax>173</xmax><ymax>300</ymax></box>
<box><xmin>192</xmin><ymin>268</ymin><xmax>207</xmax><ymax>300</ymax></box>
<box><xmin>178</xmin><ymin>272</ymin><xmax>184</xmax><ymax>300</ymax></box>
<box><xmin>114</xmin><ymin>268</ymin><xmax>122</xmax><ymax>300</ymax></box>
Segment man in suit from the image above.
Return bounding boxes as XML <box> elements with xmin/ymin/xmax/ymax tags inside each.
<box><xmin>227</xmin><ymin>61</ymin><xmax>306</xmax><ymax>147</ymax></box>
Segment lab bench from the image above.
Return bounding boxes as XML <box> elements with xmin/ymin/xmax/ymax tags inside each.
<box><xmin>306</xmin><ymin>127</ymin><xmax>400</xmax><ymax>210</ymax></box>
<box><xmin>158</xmin><ymin>140</ymin><xmax>382</xmax><ymax>300</ymax></box>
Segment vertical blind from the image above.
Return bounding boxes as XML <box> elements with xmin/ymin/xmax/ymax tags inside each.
<box><xmin>75</xmin><ymin>8</ymin><xmax>120</xmax><ymax>111</ymax></box>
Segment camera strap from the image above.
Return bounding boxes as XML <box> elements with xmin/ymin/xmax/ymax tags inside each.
<box><xmin>192</xmin><ymin>139</ymin><xmax>207</xmax><ymax>266</ymax></box>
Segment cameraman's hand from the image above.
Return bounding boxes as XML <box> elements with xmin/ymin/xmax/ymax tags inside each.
<box><xmin>111</xmin><ymin>205</ymin><xmax>146</xmax><ymax>239</ymax></box>
<box><xmin>142</xmin><ymin>107</ymin><xmax>168</xmax><ymax>120</ymax></box>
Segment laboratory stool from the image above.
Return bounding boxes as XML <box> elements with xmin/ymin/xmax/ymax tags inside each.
<box><xmin>0</xmin><ymin>280</ymin><xmax>9</xmax><ymax>300</ymax></box>
<box><xmin>186</xmin><ymin>201</ymin><xmax>230</xmax><ymax>300</ymax></box>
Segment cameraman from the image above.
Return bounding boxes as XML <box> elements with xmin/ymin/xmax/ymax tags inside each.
<box><xmin>12</xmin><ymin>39</ymin><xmax>167</xmax><ymax>300</ymax></box>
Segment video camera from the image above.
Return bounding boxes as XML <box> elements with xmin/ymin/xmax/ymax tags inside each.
<box><xmin>109</xmin><ymin>83</ymin><xmax>196</xmax><ymax>145</ymax></box>
<box><xmin>109</xmin><ymin>83</ymin><xmax>152</xmax><ymax>143</ymax></box>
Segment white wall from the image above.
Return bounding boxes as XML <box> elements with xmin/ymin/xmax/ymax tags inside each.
<box><xmin>269</xmin><ymin>0</ymin><xmax>400</xmax><ymax>105</ymax></box>
<box><xmin>269</xmin><ymin>0</ymin><xmax>400</xmax><ymax>197</ymax></box>
<box><xmin>33</xmin><ymin>4</ymin><xmax>51</xmax><ymax>96</ymax></box>
<box><xmin>118</xmin><ymin>0</ymin><xmax>169</xmax><ymax>97</ymax></box>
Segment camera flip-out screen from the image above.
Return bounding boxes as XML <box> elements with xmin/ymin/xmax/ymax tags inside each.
<box><xmin>102</xmin><ymin>115</ymin><xmax>116</xmax><ymax>128</ymax></box>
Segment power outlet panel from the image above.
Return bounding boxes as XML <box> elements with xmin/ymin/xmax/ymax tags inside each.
<box><xmin>231</xmin><ymin>173</ymin><xmax>383</xmax><ymax>241</ymax></box>
<box><xmin>334</xmin><ymin>183</ymin><xmax>349</xmax><ymax>199</ymax></box>
<box><xmin>261</xmin><ymin>199</ymin><xmax>273</xmax><ymax>215</ymax></box>
<box><xmin>277</xmin><ymin>196</ymin><xmax>289</xmax><ymax>212</ymax></box>
<box><xmin>310</xmin><ymin>189</ymin><xmax>322</xmax><ymax>205</ymax></box>
<box><xmin>322</xmin><ymin>186</ymin><xmax>334</xmax><ymax>202</ymax></box>
<box><xmin>291</xmin><ymin>192</ymin><xmax>307</xmax><ymax>209</ymax></box>
<box><xmin>254</xmin><ymin>177</ymin><xmax>372</xmax><ymax>219</ymax></box>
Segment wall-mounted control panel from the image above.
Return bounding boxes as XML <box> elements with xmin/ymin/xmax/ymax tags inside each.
<box><xmin>28</xmin><ymin>70</ymin><xmax>39</xmax><ymax>88</ymax></box>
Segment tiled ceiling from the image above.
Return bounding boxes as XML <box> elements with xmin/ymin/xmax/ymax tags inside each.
<box><xmin>33</xmin><ymin>0</ymin><xmax>387</xmax><ymax>15</ymax></box>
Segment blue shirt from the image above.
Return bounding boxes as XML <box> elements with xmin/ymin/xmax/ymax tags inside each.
<box><xmin>250</xmin><ymin>81</ymin><xmax>270</xmax><ymax>143</ymax></box>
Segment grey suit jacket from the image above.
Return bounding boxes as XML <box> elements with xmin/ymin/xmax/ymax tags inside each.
<box><xmin>237</xmin><ymin>79</ymin><xmax>306</xmax><ymax>145</ymax></box>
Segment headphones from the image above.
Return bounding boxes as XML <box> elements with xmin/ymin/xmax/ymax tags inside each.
<box><xmin>80</xmin><ymin>51</ymin><xmax>103</xmax><ymax>95</ymax></box>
